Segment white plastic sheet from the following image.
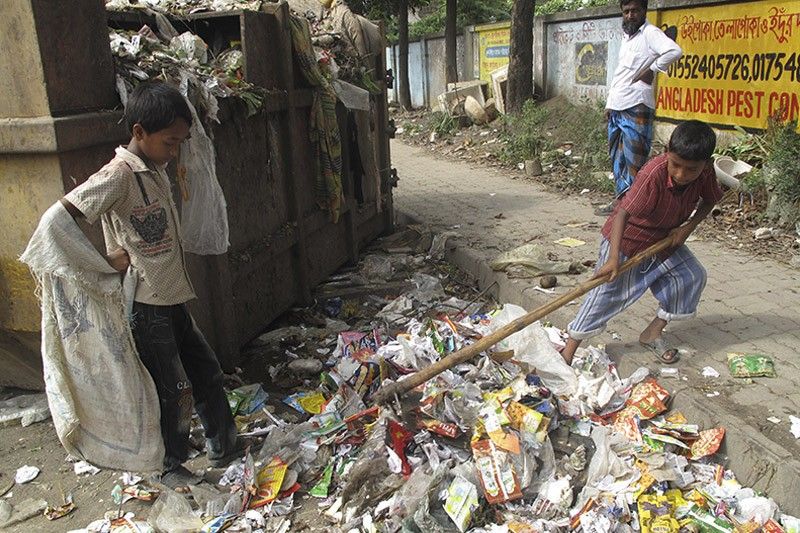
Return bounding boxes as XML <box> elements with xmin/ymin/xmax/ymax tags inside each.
<box><xmin>178</xmin><ymin>97</ymin><xmax>230</xmax><ymax>255</ymax></box>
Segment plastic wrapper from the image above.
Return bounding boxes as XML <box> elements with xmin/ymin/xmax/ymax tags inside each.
<box><xmin>250</xmin><ymin>456</ymin><xmax>288</xmax><ymax>508</ymax></box>
<box><xmin>170</xmin><ymin>32</ymin><xmax>208</xmax><ymax>63</ymax></box>
<box><xmin>310</xmin><ymin>460</ymin><xmax>335</xmax><ymax>498</ymax></box>
<box><xmin>444</xmin><ymin>476</ymin><xmax>479</xmax><ymax>532</ymax></box>
<box><xmin>490</xmin><ymin>244</ymin><xmax>573</xmax><ymax>276</ymax></box>
<box><xmin>147</xmin><ymin>489</ymin><xmax>204</xmax><ymax>532</ymax></box>
<box><xmin>637</xmin><ymin>490</ymin><xmax>685</xmax><ymax>533</ymax></box>
<box><xmin>387</xmin><ymin>419</ymin><xmax>414</xmax><ymax>476</ymax></box>
<box><xmin>472</xmin><ymin>439</ymin><xmax>523</xmax><ymax>504</ymax></box>
<box><xmin>727</xmin><ymin>353</ymin><xmax>776</xmax><ymax>378</ymax></box>
<box><xmin>690</xmin><ymin>428</ymin><xmax>725</xmax><ymax>459</ymax></box>
<box><xmin>685</xmin><ymin>504</ymin><xmax>734</xmax><ymax>532</ymax></box>
<box><xmin>488</xmin><ymin>305</ymin><xmax>578</xmax><ymax>397</ymax></box>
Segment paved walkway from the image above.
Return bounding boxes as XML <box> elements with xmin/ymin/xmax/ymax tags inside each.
<box><xmin>392</xmin><ymin>140</ymin><xmax>800</xmax><ymax>511</ymax></box>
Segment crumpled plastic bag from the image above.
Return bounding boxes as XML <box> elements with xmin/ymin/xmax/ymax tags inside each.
<box><xmin>491</xmin><ymin>244</ymin><xmax>573</xmax><ymax>276</ymax></box>
<box><xmin>488</xmin><ymin>305</ymin><xmax>578</xmax><ymax>397</ymax></box>
<box><xmin>147</xmin><ymin>489</ymin><xmax>204</xmax><ymax>532</ymax></box>
<box><xmin>170</xmin><ymin>32</ymin><xmax>208</xmax><ymax>63</ymax></box>
<box><xmin>0</xmin><ymin>394</ymin><xmax>50</xmax><ymax>427</ymax></box>
<box><xmin>734</xmin><ymin>489</ymin><xmax>778</xmax><ymax>525</ymax></box>
<box><xmin>178</xmin><ymin>96</ymin><xmax>230</xmax><ymax>255</ymax></box>
<box><xmin>575</xmin><ymin>425</ymin><xmax>635</xmax><ymax>509</ymax></box>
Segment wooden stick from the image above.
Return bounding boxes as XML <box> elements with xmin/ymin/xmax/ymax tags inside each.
<box><xmin>373</xmin><ymin>236</ymin><xmax>674</xmax><ymax>405</ymax></box>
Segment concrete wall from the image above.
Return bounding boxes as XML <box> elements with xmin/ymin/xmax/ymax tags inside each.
<box><xmin>545</xmin><ymin>16</ymin><xmax>623</xmax><ymax>103</ymax></box>
<box><xmin>0</xmin><ymin>0</ymin><xmax>125</xmax><ymax>389</ymax></box>
<box><xmin>387</xmin><ymin>34</ymin><xmax>467</xmax><ymax>108</ymax></box>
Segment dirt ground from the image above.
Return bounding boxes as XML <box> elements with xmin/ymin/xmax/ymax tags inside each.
<box><xmin>393</xmin><ymin>103</ymin><xmax>800</xmax><ymax>267</ymax></box>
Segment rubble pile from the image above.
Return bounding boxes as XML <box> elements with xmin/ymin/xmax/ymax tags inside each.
<box><xmin>24</xmin><ymin>226</ymin><xmax>789</xmax><ymax>532</ymax></box>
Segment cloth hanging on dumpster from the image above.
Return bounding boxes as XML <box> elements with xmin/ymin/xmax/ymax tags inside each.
<box><xmin>20</xmin><ymin>202</ymin><xmax>164</xmax><ymax>472</ymax></box>
<box><xmin>290</xmin><ymin>14</ymin><xmax>343</xmax><ymax>223</ymax></box>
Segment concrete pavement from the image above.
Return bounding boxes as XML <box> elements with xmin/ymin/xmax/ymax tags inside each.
<box><xmin>391</xmin><ymin>140</ymin><xmax>800</xmax><ymax>512</ymax></box>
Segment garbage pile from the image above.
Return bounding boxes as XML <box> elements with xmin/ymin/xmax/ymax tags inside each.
<box><xmin>108</xmin><ymin>11</ymin><xmax>265</xmax><ymax>122</ymax></box>
<box><xmin>106</xmin><ymin>0</ymin><xmax>268</xmax><ymax>17</ymax></box>
<box><xmin>51</xmin><ymin>225</ymin><xmax>797</xmax><ymax>532</ymax></box>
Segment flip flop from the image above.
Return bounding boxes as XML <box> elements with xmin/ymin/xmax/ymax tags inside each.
<box><xmin>640</xmin><ymin>337</ymin><xmax>680</xmax><ymax>365</ymax></box>
<box><xmin>157</xmin><ymin>465</ymin><xmax>203</xmax><ymax>490</ymax></box>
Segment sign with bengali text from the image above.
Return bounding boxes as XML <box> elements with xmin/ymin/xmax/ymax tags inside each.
<box><xmin>656</xmin><ymin>1</ymin><xmax>800</xmax><ymax>129</ymax></box>
<box><xmin>478</xmin><ymin>25</ymin><xmax>511</xmax><ymax>82</ymax></box>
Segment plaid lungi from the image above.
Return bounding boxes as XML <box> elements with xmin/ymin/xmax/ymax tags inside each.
<box><xmin>567</xmin><ymin>238</ymin><xmax>707</xmax><ymax>340</ymax></box>
<box><xmin>608</xmin><ymin>104</ymin><xmax>655</xmax><ymax>198</ymax></box>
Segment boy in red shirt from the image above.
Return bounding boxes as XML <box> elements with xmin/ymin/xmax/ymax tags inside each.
<box><xmin>561</xmin><ymin>120</ymin><xmax>722</xmax><ymax>365</ymax></box>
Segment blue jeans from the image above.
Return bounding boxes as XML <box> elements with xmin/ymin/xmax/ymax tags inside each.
<box><xmin>131</xmin><ymin>302</ymin><xmax>236</xmax><ymax>470</ymax></box>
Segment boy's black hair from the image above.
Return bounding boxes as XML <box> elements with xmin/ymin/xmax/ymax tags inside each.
<box><xmin>668</xmin><ymin>120</ymin><xmax>716</xmax><ymax>161</ymax></box>
<box><xmin>124</xmin><ymin>82</ymin><xmax>192</xmax><ymax>134</ymax></box>
<box><xmin>620</xmin><ymin>0</ymin><xmax>647</xmax><ymax>9</ymax></box>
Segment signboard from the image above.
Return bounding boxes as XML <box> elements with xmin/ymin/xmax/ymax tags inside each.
<box><xmin>478</xmin><ymin>24</ymin><xmax>511</xmax><ymax>82</ymax></box>
<box><xmin>656</xmin><ymin>1</ymin><xmax>800</xmax><ymax>129</ymax></box>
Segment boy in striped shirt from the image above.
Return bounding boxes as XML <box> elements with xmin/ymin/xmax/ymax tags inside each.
<box><xmin>561</xmin><ymin>120</ymin><xmax>722</xmax><ymax>365</ymax></box>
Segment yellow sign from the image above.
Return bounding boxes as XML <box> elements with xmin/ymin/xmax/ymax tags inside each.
<box><xmin>478</xmin><ymin>24</ymin><xmax>511</xmax><ymax>82</ymax></box>
<box><xmin>656</xmin><ymin>1</ymin><xmax>800</xmax><ymax>129</ymax></box>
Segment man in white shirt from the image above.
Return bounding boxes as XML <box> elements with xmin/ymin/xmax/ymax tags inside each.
<box><xmin>597</xmin><ymin>0</ymin><xmax>682</xmax><ymax>215</ymax></box>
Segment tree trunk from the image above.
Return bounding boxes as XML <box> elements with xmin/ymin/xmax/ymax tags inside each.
<box><xmin>506</xmin><ymin>0</ymin><xmax>535</xmax><ymax>114</ymax></box>
<box><xmin>445</xmin><ymin>0</ymin><xmax>458</xmax><ymax>84</ymax></box>
<box><xmin>397</xmin><ymin>0</ymin><xmax>412</xmax><ymax>109</ymax></box>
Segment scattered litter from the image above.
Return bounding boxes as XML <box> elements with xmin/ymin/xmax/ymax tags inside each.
<box><xmin>553</xmin><ymin>237</ymin><xmax>586</xmax><ymax>248</ymax></box>
<box><xmin>44</xmin><ymin>494</ymin><xmax>75</xmax><ymax>521</ymax></box>
<box><xmin>14</xmin><ymin>465</ymin><xmax>39</xmax><ymax>485</ymax></box>
<box><xmin>767</xmin><ymin>416</ymin><xmax>781</xmax><ymax>424</ymax></box>
<box><xmin>701</xmin><ymin>366</ymin><xmax>721</xmax><ymax>378</ymax></box>
<box><xmin>491</xmin><ymin>243</ymin><xmax>576</xmax><ymax>277</ymax></box>
<box><xmin>790</xmin><ymin>416</ymin><xmax>800</xmax><ymax>439</ymax></box>
<box><xmin>754</xmin><ymin>227</ymin><xmax>778</xmax><ymax>240</ymax></box>
<box><xmin>706</xmin><ymin>391</ymin><xmax>721</xmax><ymax>398</ymax></box>
<box><xmin>533</xmin><ymin>286</ymin><xmax>556</xmax><ymax>295</ymax></box>
<box><xmin>660</xmin><ymin>368</ymin><xmax>680</xmax><ymax>378</ymax></box>
<box><xmin>0</xmin><ymin>394</ymin><xmax>51</xmax><ymax>427</ymax></box>
<box><xmin>728</xmin><ymin>352</ymin><xmax>776</xmax><ymax>378</ymax></box>
<box><xmin>74</xmin><ymin>461</ymin><xmax>101</xmax><ymax>476</ymax></box>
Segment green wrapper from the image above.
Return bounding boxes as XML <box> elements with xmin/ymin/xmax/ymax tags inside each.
<box><xmin>310</xmin><ymin>461</ymin><xmax>335</xmax><ymax>498</ymax></box>
<box><xmin>727</xmin><ymin>352</ymin><xmax>776</xmax><ymax>378</ymax></box>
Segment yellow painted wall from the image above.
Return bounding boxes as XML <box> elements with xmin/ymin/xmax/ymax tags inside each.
<box><xmin>0</xmin><ymin>155</ymin><xmax>64</xmax><ymax>331</ymax></box>
<box><xmin>0</xmin><ymin>0</ymin><xmax>49</xmax><ymax>118</ymax></box>
<box><xmin>0</xmin><ymin>1</ymin><xmax>61</xmax><ymax>333</ymax></box>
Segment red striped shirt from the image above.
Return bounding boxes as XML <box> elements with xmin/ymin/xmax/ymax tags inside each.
<box><xmin>602</xmin><ymin>153</ymin><xmax>723</xmax><ymax>258</ymax></box>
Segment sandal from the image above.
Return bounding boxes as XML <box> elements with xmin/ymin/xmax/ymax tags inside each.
<box><xmin>157</xmin><ymin>465</ymin><xmax>203</xmax><ymax>490</ymax></box>
<box><xmin>640</xmin><ymin>337</ymin><xmax>680</xmax><ymax>365</ymax></box>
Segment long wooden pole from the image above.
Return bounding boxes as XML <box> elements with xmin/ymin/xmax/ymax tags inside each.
<box><xmin>373</xmin><ymin>236</ymin><xmax>674</xmax><ymax>405</ymax></box>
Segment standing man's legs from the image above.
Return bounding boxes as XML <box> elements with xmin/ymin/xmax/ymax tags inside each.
<box><xmin>598</xmin><ymin>104</ymin><xmax>655</xmax><ymax>215</ymax></box>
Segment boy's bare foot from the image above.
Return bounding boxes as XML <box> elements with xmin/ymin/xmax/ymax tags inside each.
<box><xmin>639</xmin><ymin>317</ymin><xmax>668</xmax><ymax>344</ymax></box>
<box><xmin>561</xmin><ymin>338</ymin><xmax>581</xmax><ymax>365</ymax></box>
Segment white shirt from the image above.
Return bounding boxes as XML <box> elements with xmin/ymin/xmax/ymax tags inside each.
<box><xmin>606</xmin><ymin>20</ymin><xmax>682</xmax><ymax>111</ymax></box>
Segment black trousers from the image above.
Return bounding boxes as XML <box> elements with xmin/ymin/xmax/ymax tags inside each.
<box><xmin>131</xmin><ymin>302</ymin><xmax>236</xmax><ymax>470</ymax></box>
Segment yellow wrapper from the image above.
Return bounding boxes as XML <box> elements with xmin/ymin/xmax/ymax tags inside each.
<box><xmin>298</xmin><ymin>391</ymin><xmax>326</xmax><ymax>414</ymax></box>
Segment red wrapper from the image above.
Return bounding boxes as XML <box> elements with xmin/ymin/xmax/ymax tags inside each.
<box><xmin>388</xmin><ymin>419</ymin><xmax>414</xmax><ymax>476</ymax></box>
<box><xmin>418</xmin><ymin>418</ymin><xmax>461</xmax><ymax>438</ymax></box>
<box><xmin>690</xmin><ymin>427</ymin><xmax>725</xmax><ymax>459</ymax></box>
